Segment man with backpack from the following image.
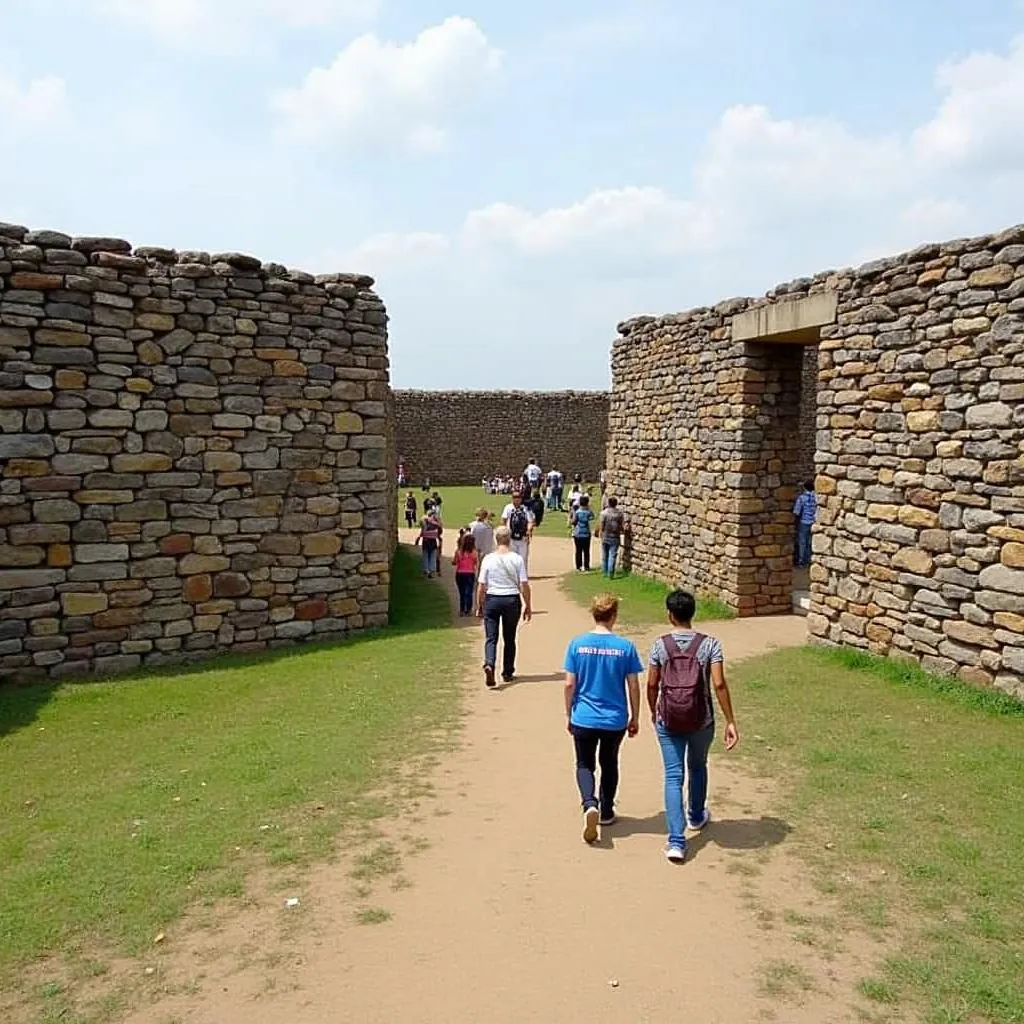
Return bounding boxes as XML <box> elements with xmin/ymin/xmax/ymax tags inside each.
<box><xmin>646</xmin><ymin>589</ymin><xmax>739</xmax><ymax>863</ymax></box>
<box><xmin>501</xmin><ymin>491</ymin><xmax>535</xmax><ymax>569</ymax></box>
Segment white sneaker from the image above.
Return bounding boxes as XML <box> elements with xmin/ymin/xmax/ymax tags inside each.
<box><xmin>688</xmin><ymin>809</ymin><xmax>710</xmax><ymax>832</ymax></box>
<box><xmin>582</xmin><ymin>807</ymin><xmax>599</xmax><ymax>844</ymax></box>
<box><xmin>665</xmin><ymin>845</ymin><xmax>686</xmax><ymax>863</ymax></box>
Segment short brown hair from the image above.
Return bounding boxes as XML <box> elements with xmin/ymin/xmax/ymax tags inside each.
<box><xmin>590</xmin><ymin>593</ymin><xmax>619</xmax><ymax>624</ymax></box>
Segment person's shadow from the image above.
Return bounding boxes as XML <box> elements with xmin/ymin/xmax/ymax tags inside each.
<box><xmin>592</xmin><ymin>814</ymin><xmax>792</xmax><ymax>857</ymax></box>
<box><xmin>498</xmin><ymin>671</ymin><xmax>563</xmax><ymax>689</ymax></box>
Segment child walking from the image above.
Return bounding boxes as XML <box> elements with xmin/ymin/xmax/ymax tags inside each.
<box><xmin>452</xmin><ymin>532</ymin><xmax>479</xmax><ymax>616</ymax></box>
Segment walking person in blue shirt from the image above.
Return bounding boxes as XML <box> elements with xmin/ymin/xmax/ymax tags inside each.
<box><xmin>563</xmin><ymin>593</ymin><xmax>643</xmax><ymax>843</ymax></box>
<box><xmin>793</xmin><ymin>479</ymin><xmax>817</xmax><ymax>568</ymax></box>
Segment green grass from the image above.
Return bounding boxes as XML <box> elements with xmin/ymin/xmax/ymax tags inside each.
<box><xmin>0</xmin><ymin>546</ymin><xmax>459</xmax><ymax>993</ymax></box>
<box><xmin>398</xmin><ymin>484</ymin><xmax>591</xmax><ymax>539</ymax></box>
<box><xmin>733</xmin><ymin>644</ymin><xmax>1024</xmax><ymax>1023</ymax></box>
<box><xmin>558</xmin><ymin>568</ymin><xmax>735</xmax><ymax>625</ymax></box>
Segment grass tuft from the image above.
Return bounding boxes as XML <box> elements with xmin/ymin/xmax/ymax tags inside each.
<box><xmin>558</xmin><ymin>569</ymin><xmax>734</xmax><ymax>625</ymax></box>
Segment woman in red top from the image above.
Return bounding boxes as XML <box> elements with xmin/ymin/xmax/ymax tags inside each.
<box><xmin>452</xmin><ymin>533</ymin><xmax>479</xmax><ymax>616</ymax></box>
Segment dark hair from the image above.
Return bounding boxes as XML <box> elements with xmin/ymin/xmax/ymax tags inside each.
<box><xmin>666</xmin><ymin>589</ymin><xmax>696</xmax><ymax>624</ymax></box>
<box><xmin>580</xmin><ymin>494</ymin><xmax>590</xmax><ymax>507</ymax></box>
<box><xmin>608</xmin><ymin>496</ymin><xmax>618</xmax><ymax>508</ymax></box>
<box><xmin>458</xmin><ymin>532</ymin><xmax>476</xmax><ymax>554</ymax></box>
<box><xmin>804</xmin><ymin>480</ymin><xmax>814</xmax><ymax>491</ymax></box>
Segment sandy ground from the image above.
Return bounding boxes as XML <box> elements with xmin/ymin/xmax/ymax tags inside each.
<box><xmin>124</xmin><ymin>535</ymin><xmax>882</xmax><ymax>1024</ymax></box>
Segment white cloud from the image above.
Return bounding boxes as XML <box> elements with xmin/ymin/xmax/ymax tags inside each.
<box><xmin>95</xmin><ymin>0</ymin><xmax>377</xmax><ymax>53</ymax></box>
<box><xmin>914</xmin><ymin>35</ymin><xmax>1024</xmax><ymax>170</ymax></box>
<box><xmin>348</xmin><ymin>32</ymin><xmax>1024</xmax><ymax>387</ymax></box>
<box><xmin>0</xmin><ymin>72</ymin><xmax>67</xmax><ymax>125</ymax></box>
<box><xmin>272</xmin><ymin>17</ymin><xmax>501</xmax><ymax>152</ymax></box>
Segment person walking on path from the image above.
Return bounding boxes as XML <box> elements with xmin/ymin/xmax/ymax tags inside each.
<box><xmin>793</xmin><ymin>479</ymin><xmax>817</xmax><ymax>568</ymax></box>
<box><xmin>414</xmin><ymin>508</ymin><xmax>443</xmax><ymax>578</ymax></box>
<box><xmin>598</xmin><ymin>496</ymin><xmax>627</xmax><ymax>578</ymax></box>
<box><xmin>476</xmin><ymin>526</ymin><xmax>532</xmax><ymax>687</ymax></box>
<box><xmin>564</xmin><ymin>594</ymin><xmax>642</xmax><ymax>844</ymax></box>
<box><xmin>404</xmin><ymin>491</ymin><xmax>417</xmax><ymax>529</ymax></box>
<box><xmin>501</xmin><ymin>491</ymin><xmax>535</xmax><ymax>570</ymax></box>
<box><xmin>524</xmin><ymin>456</ymin><xmax>543</xmax><ymax>494</ymax></box>
<box><xmin>646</xmin><ymin>590</ymin><xmax>739</xmax><ymax>863</ymax></box>
<box><xmin>570</xmin><ymin>494</ymin><xmax>595</xmax><ymax>572</ymax></box>
<box><xmin>468</xmin><ymin>507</ymin><xmax>495</xmax><ymax>561</ymax></box>
<box><xmin>452</xmin><ymin>532</ymin><xmax>479</xmax><ymax>617</ymax></box>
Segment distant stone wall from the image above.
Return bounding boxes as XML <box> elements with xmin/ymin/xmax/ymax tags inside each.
<box><xmin>609</xmin><ymin>223</ymin><xmax>1024</xmax><ymax>699</ymax></box>
<box><xmin>394</xmin><ymin>390</ymin><xmax>609</xmax><ymax>484</ymax></box>
<box><xmin>0</xmin><ymin>222</ymin><xmax>393</xmax><ymax>683</ymax></box>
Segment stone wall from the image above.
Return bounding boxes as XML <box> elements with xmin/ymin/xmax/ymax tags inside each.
<box><xmin>0</xmin><ymin>223</ymin><xmax>393</xmax><ymax>683</ymax></box>
<box><xmin>394</xmin><ymin>390</ymin><xmax>609</xmax><ymax>485</ymax></box>
<box><xmin>609</xmin><ymin>223</ymin><xmax>1024</xmax><ymax>698</ymax></box>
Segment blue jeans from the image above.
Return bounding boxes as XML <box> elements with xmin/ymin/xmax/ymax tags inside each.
<box><xmin>656</xmin><ymin>722</ymin><xmax>715</xmax><ymax>849</ymax></box>
<box><xmin>796</xmin><ymin>522</ymin><xmax>812</xmax><ymax>567</ymax></box>
<box><xmin>455</xmin><ymin>572</ymin><xmax>475</xmax><ymax>614</ymax></box>
<box><xmin>483</xmin><ymin>594</ymin><xmax>521</xmax><ymax>678</ymax></box>
<box><xmin>421</xmin><ymin>541</ymin><xmax>438</xmax><ymax>575</ymax></box>
<box><xmin>601</xmin><ymin>539</ymin><xmax>620</xmax><ymax>577</ymax></box>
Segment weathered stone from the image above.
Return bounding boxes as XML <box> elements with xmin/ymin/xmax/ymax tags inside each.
<box><xmin>179</xmin><ymin>554</ymin><xmax>230</xmax><ymax>575</ymax></box>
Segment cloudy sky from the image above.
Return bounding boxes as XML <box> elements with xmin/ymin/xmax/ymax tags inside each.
<box><xmin>2</xmin><ymin>1</ymin><xmax>1024</xmax><ymax>388</ymax></box>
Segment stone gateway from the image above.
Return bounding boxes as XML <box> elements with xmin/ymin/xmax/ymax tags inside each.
<box><xmin>609</xmin><ymin>223</ymin><xmax>1024</xmax><ymax>700</ymax></box>
<box><xmin>0</xmin><ymin>224</ymin><xmax>393</xmax><ymax>683</ymax></box>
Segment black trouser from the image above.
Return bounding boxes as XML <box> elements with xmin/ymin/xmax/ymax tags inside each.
<box><xmin>483</xmin><ymin>594</ymin><xmax>521</xmax><ymax>678</ymax></box>
<box><xmin>574</xmin><ymin>536</ymin><xmax>591</xmax><ymax>570</ymax></box>
<box><xmin>572</xmin><ymin>726</ymin><xmax>626</xmax><ymax>816</ymax></box>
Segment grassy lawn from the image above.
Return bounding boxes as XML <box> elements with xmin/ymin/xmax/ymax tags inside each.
<box><xmin>398</xmin><ymin>484</ymin><xmax>589</xmax><ymax>539</ymax></box>
<box><xmin>732</xmin><ymin>645</ymin><xmax>1024</xmax><ymax>1024</ymax></box>
<box><xmin>0</xmin><ymin>546</ymin><xmax>459</xmax><ymax>1017</ymax></box>
<box><xmin>558</xmin><ymin>568</ymin><xmax>735</xmax><ymax>625</ymax></box>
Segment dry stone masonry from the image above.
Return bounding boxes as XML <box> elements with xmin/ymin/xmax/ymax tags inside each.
<box><xmin>0</xmin><ymin>223</ymin><xmax>393</xmax><ymax>683</ymax></box>
<box><xmin>394</xmin><ymin>390</ymin><xmax>609</xmax><ymax>485</ymax></box>
<box><xmin>609</xmin><ymin>223</ymin><xmax>1024</xmax><ymax>699</ymax></box>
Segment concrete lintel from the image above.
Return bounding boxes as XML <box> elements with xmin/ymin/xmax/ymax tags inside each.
<box><xmin>732</xmin><ymin>292</ymin><xmax>838</xmax><ymax>344</ymax></box>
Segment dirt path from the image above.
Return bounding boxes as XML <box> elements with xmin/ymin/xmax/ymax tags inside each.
<box><xmin>132</xmin><ymin>536</ymin><xmax>879</xmax><ymax>1024</ymax></box>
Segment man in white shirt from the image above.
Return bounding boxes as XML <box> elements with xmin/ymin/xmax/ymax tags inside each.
<box><xmin>501</xmin><ymin>491</ymin><xmax>535</xmax><ymax>569</ymax></box>
<box><xmin>524</xmin><ymin>457</ymin><xmax>543</xmax><ymax>492</ymax></box>
<box><xmin>476</xmin><ymin>526</ymin><xmax>533</xmax><ymax>686</ymax></box>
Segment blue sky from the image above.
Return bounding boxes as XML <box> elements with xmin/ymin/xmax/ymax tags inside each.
<box><xmin>2</xmin><ymin>1</ymin><xmax>1024</xmax><ymax>388</ymax></box>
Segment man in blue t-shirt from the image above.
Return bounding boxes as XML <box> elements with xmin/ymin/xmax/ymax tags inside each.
<box><xmin>563</xmin><ymin>593</ymin><xmax>642</xmax><ymax>843</ymax></box>
<box><xmin>793</xmin><ymin>479</ymin><xmax>818</xmax><ymax>568</ymax></box>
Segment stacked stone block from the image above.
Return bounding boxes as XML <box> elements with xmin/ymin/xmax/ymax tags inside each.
<box><xmin>0</xmin><ymin>223</ymin><xmax>392</xmax><ymax>683</ymax></box>
<box><xmin>610</xmin><ymin>223</ymin><xmax>1024</xmax><ymax>699</ymax></box>
<box><xmin>394</xmin><ymin>390</ymin><xmax>609</xmax><ymax>485</ymax></box>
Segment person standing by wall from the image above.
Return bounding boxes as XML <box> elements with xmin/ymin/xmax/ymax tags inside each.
<box><xmin>598</xmin><ymin>496</ymin><xmax>627</xmax><ymax>578</ymax></box>
<box><xmin>564</xmin><ymin>594</ymin><xmax>642</xmax><ymax>843</ymax></box>
<box><xmin>476</xmin><ymin>526</ymin><xmax>532</xmax><ymax>687</ymax></box>
<box><xmin>502</xmin><ymin>491</ymin><xmax>535</xmax><ymax>570</ymax></box>
<box><xmin>646</xmin><ymin>590</ymin><xmax>739</xmax><ymax>863</ymax></box>
<box><xmin>793</xmin><ymin>479</ymin><xmax>818</xmax><ymax>568</ymax></box>
<box><xmin>452</xmin><ymin>532</ymin><xmax>479</xmax><ymax>617</ymax></box>
<box><xmin>571</xmin><ymin>494</ymin><xmax>595</xmax><ymax>572</ymax></box>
